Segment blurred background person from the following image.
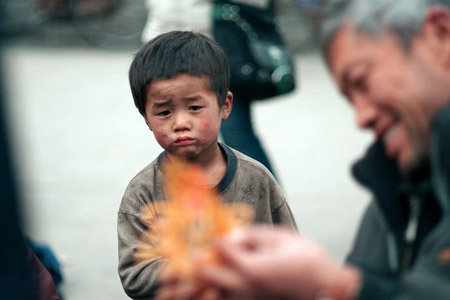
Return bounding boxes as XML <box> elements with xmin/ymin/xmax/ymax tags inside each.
<box><xmin>0</xmin><ymin>44</ymin><xmax>36</xmax><ymax>300</ymax></box>
<box><xmin>0</xmin><ymin>10</ymin><xmax>61</xmax><ymax>298</ymax></box>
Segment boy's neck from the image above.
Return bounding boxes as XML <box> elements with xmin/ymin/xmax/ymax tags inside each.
<box><xmin>166</xmin><ymin>143</ymin><xmax>227</xmax><ymax>187</ymax></box>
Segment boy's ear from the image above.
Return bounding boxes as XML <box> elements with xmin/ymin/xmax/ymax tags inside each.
<box><xmin>143</xmin><ymin>115</ymin><xmax>153</xmax><ymax>131</ymax></box>
<box><xmin>221</xmin><ymin>91</ymin><xmax>233</xmax><ymax>120</ymax></box>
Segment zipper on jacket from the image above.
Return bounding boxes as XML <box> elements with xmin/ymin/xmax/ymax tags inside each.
<box><xmin>372</xmin><ymin>202</ymin><xmax>399</xmax><ymax>272</ymax></box>
<box><xmin>400</xmin><ymin>195</ymin><xmax>421</xmax><ymax>271</ymax></box>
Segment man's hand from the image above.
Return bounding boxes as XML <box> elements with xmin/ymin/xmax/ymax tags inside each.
<box><xmin>198</xmin><ymin>226</ymin><xmax>359</xmax><ymax>300</ymax></box>
<box><xmin>155</xmin><ymin>265</ymin><xmax>221</xmax><ymax>300</ymax></box>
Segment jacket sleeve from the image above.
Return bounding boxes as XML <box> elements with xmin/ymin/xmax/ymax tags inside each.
<box><xmin>272</xmin><ymin>199</ymin><xmax>297</xmax><ymax>230</ymax></box>
<box><xmin>354</xmin><ymin>270</ymin><xmax>450</xmax><ymax>300</ymax></box>
<box><xmin>347</xmin><ymin>204</ymin><xmax>450</xmax><ymax>300</ymax></box>
<box><xmin>269</xmin><ymin>180</ymin><xmax>298</xmax><ymax>230</ymax></box>
<box><xmin>117</xmin><ymin>210</ymin><xmax>163</xmax><ymax>299</ymax></box>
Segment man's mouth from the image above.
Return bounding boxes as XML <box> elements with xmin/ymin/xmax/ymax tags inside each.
<box><xmin>382</xmin><ymin>124</ymin><xmax>400</xmax><ymax>158</ymax></box>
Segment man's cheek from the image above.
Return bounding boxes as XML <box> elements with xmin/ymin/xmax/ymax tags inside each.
<box><xmin>370</xmin><ymin>70</ymin><xmax>405</xmax><ymax>101</ymax></box>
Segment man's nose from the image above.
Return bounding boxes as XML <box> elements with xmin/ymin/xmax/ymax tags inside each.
<box><xmin>353</xmin><ymin>96</ymin><xmax>378</xmax><ymax>129</ymax></box>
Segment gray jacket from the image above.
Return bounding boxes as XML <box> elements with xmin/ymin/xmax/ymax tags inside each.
<box><xmin>117</xmin><ymin>143</ymin><xmax>297</xmax><ymax>299</ymax></box>
<box><xmin>348</xmin><ymin>104</ymin><xmax>450</xmax><ymax>300</ymax></box>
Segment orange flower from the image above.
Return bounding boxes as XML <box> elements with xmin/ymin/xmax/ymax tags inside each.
<box><xmin>135</xmin><ymin>158</ymin><xmax>254</xmax><ymax>281</ymax></box>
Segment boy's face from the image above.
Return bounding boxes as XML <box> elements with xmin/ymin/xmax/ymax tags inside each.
<box><xmin>143</xmin><ymin>74</ymin><xmax>232</xmax><ymax>160</ymax></box>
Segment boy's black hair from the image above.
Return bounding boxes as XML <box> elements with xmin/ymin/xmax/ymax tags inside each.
<box><xmin>129</xmin><ymin>31</ymin><xmax>230</xmax><ymax>115</ymax></box>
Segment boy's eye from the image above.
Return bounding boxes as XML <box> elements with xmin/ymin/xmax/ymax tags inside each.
<box><xmin>156</xmin><ymin>110</ymin><xmax>170</xmax><ymax>116</ymax></box>
<box><xmin>189</xmin><ymin>106</ymin><xmax>203</xmax><ymax>111</ymax></box>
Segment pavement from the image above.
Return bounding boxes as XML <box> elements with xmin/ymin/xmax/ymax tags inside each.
<box><xmin>2</xmin><ymin>16</ymin><xmax>372</xmax><ymax>300</ymax></box>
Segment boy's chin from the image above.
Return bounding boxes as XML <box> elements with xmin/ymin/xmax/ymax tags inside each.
<box><xmin>168</xmin><ymin>149</ymin><xmax>199</xmax><ymax>161</ymax></box>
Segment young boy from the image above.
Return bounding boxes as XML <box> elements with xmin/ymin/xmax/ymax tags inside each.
<box><xmin>117</xmin><ymin>31</ymin><xmax>297</xmax><ymax>299</ymax></box>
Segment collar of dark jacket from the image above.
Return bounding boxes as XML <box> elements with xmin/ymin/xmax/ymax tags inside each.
<box><xmin>351</xmin><ymin>141</ymin><xmax>435</xmax><ymax>232</ymax></box>
<box><xmin>430</xmin><ymin>102</ymin><xmax>450</xmax><ymax>211</ymax></box>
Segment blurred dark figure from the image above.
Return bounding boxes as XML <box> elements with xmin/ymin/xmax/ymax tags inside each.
<box><xmin>0</xmin><ymin>46</ymin><xmax>35</xmax><ymax>300</ymax></box>
<box><xmin>0</xmin><ymin>1</ymin><xmax>61</xmax><ymax>298</ymax></box>
<box><xmin>0</xmin><ymin>84</ymin><xmax>34</xmax><ymax>299</ymax></box>
<box><xmin>0</xmin><ymin>10</ymin><xmax>34</xmax><ymax>295</ymax></box>
<box><xmin>214</xmin><ymin>0</ymin><xmax>296</xmax><ymax>180</ymax></box>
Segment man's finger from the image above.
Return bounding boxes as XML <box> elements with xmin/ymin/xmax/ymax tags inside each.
<box><xmin>199</xmin><ymin>266</ymin><xmax>253</xmax><ymax>295</ymax></box>
<box><xmin>197</xmin><ymin>287</ymin><xmax>221</xmax><ymax>300</ymax></box>
<box><xmin>215</xmin><ymin>227</ymin><xmax>283</xmax><ymax>275</ymax></box>
<box><xmin>221</xmin><ymin>227</ymin><xmax>274</xmax><ymax>248</ymax></box>
<box><xmin>158</xmin><ymin>265</ymin><xmax>180</xmax><ymax>284</ymax></box>
<box><xmin>155</xmin><ymin>281</ymin><xmax>198</xmax><ymax>300</ymax></box>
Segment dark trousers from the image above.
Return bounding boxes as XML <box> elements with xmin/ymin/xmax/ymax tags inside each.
<box><xmin>220</xmin><ymin>92</ymin><xmax>277</xmax><ymax>179</ymax></box>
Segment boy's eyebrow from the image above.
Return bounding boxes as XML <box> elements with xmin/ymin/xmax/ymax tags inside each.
<box><xmin>184</xmin><ymin>95</ymin><xmax>202</xmax><ymax>102</ymax></box>
<box><xmin>150</xmin><ymin>99</ymin><xmax>171</xmax><ymax>108</ymax></box>
<box><xmin>149</xmin><ymin>95</ymin><xmax>205</xmax><ymax>109</ymax></box>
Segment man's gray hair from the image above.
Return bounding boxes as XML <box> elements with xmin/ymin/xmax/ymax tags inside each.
<box><xmin>320</xmin><ymin>0</ymin><xmax>450</xmax><ymax>54</ymax></box>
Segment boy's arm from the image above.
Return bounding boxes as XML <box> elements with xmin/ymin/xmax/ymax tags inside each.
<box><xmin>272</xmin><ymin>197</ymin><xmax>298</xmax><ymax>230</ymax></box>
<box><xmin>270</xmin><ymin>181</ymin><xmax>298</xmax><ymax>230</ymax></box>
<box><xmin>118</xmin><ymin>211</ymin><xmax>164</xmax><ymax>299</ymax></box>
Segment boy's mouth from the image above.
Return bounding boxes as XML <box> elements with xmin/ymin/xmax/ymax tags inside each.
<box><xmin>174</xmin><ymin>137</ymin><xmax>195</xmax><ymax>146</ymax></box>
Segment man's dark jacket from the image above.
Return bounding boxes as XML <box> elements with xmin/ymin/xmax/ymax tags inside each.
<box><xmin>348</xmin><ymin>104</ymin><xmax>450</xmax><ymax>300</ymax></box>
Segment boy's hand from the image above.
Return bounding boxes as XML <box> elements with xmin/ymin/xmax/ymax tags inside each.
<box><xmin>156</xmin><ymin>265</ymin><xmax>222</xmax><ymax>300</ymax></box>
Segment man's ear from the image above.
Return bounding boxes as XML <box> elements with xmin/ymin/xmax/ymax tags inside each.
<box><xmin>221</xmin><ymin>91</ymin><xmax>233</xmax><ymax>120</ymax></box>
<box><xmin>422</xmin><ymin>6</ymin><xmax>450</xmax><ymax>67</ymax></box>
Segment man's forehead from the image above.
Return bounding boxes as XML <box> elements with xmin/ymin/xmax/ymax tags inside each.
<box><xmin>327</xmin><ymin>24</ymin><xmax>392</xmax><ymax>76</ymax></box>
<box><xmin>327</xmin><ymin>25</ymin><xmax>362</xmax><ymax>79</ymax></box>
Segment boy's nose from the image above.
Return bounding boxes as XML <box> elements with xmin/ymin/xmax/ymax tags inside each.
<box><xmin>172</xmin><ymin>112</ymin><xmax>191</xmax><ymax>131</ymax></box>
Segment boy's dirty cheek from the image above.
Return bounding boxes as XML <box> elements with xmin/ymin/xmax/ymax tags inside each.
<box><xmin>152</xmin><ymin>131</ymin><xmax>169</xmax><ymax>146</ymax></box>
<box><xmin>198</xmin><ymin>118</ymin><xmax>218</xmax><ymax>142</ymax></box>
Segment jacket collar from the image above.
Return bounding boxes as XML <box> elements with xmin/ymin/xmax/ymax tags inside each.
<box><xmin>353</xmin><ymin>102</ymin><xmax>450</xmax><ymax>215</ymax></box>
<box><xmin>430</xmin><ymin>103</ymin><xmax>450</xmax><ymax>211</ymax></box>
<box><xmin>351</xmin><ymin>141</ymin><xmax>435</xmax><ymax>230</ymax></box>
<box><xmin>352</xmin><ymin>141</ymin><xmax>408</xmax><ymax>230</ymax></box>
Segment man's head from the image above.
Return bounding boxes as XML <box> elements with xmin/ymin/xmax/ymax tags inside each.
<box><xmin>322</xmin><ymin>0</ymin><xmax>450</xmax><ymax>173</ymax></box>
<box><xmin>129</xmin><ymin>31</ymin><xmax>230</xmax><ymax>116</ymax></box>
